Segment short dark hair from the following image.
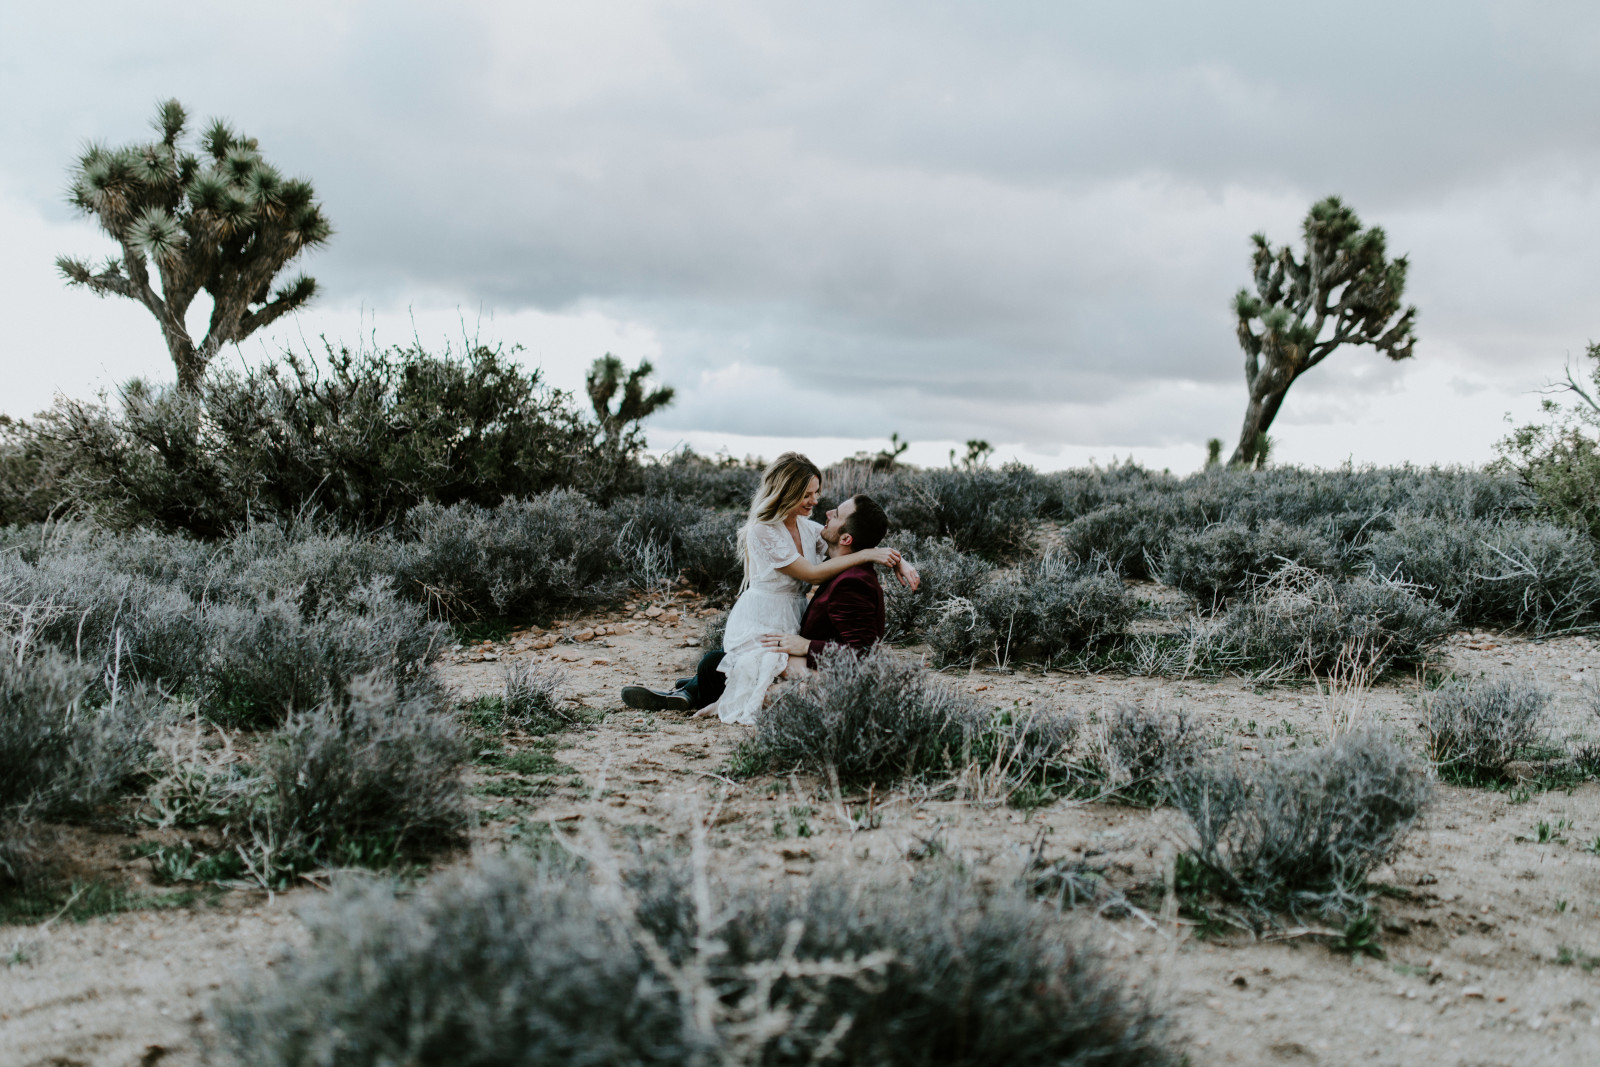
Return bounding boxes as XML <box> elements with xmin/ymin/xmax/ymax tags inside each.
<box><xmin>841</xmin><ymin>494</ymin><xmax>889</xmax><ymax>550</ymax></box>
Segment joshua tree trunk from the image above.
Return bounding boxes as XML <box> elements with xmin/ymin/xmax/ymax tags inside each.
<box><xmin>1229</xmin><ymin>365</ymin><xmax>1291</xmax><ymax>467</ymax></box>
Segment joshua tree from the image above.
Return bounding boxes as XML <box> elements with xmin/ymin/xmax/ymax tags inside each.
<box><xmin>1228</xmin><ymin>196</ymin><xmax>1416</xmax><ymax>466</ymax></box>
<box><xmin>58</xmin><ymin>99</ymin><xmax>331</xmax><ymax>392</ymax></box>
<box><xmin>586</xmin><ymin>354</ymin><xmax>675</xmax><ymax>452</ymax></box>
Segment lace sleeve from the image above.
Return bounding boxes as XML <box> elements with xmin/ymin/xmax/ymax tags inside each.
<box><xmin>748</xmin><ymin>522</ymin><xmax>801</xmax><ymax>571</ymax></box>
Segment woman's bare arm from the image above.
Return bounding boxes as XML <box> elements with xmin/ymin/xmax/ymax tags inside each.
<box><xmin>776</xmin><ymin>545</ymin><xmax>900</xmax><ymax>584</ymax></box>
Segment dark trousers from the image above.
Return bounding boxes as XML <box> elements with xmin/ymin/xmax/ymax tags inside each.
<box><xmin>674</xmin><ymin>650</ymin><xmax>726</xmax><ymax>709</ymax></box>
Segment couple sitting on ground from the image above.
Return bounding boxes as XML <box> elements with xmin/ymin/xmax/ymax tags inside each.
<box><xmin>621</xmin><ymin>452</ymin><xmax>920</xmax><ymax>724</ymax></box>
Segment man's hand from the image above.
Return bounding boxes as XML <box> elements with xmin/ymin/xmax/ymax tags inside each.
<box><xmin>759</xmin><ymin>632</ymin><xmax>811</xmax><ymax>656</ymax></box>
<box><xmin>894</xmin><ymin>560</ymin><xmax>921</xmax><ymax>591</ymax></box>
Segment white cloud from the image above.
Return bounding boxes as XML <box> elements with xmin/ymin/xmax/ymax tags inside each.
<box><xmin>2</xmin><ymin>1</ymin><xmax>1597</xmax><ymax>467</ymax></box>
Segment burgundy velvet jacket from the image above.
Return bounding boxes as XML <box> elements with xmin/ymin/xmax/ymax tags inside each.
<box><xmin>798</xmin><ymin>560</ymin><xmax>885</xmax><ymax>668</ymax></box>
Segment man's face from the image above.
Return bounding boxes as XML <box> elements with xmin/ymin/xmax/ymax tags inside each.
<box><xmin>820</xmin><ymin>496</ymin><xmax>857</xmax><ymax>553</ymax></box>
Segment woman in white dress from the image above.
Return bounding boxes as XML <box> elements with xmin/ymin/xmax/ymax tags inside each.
<box><xmin>695</xmin><ymin>452</ymin><xmax>901</xmax><ymax>726</ymax></box>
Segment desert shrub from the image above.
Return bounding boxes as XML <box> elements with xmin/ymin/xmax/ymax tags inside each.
<box><xmin>1159</xmin><ymin>520</ymin><xmax>1343</xmax><ymax>608</ymax></box>
<box><xmin>1423</xmin><ymin>674</ymin><xmax>1551</xmax><ymax>778</ymax></box>
<box><xmin>1496</xmin><ymin>343</ymin><xmax>1600</xmax><ymax>541</ymax></box>
<box><xmin>216</xmin><ymin>857</ymin><xmax>1178</xmax><ymax>1067</ymax></box>
<box><xmin>1213</xmin><ymin>565</ymin><xmax>1454</xmax><ymax>676</ymax></box>
<box><xmin>883</xmin><ymin>465</ymin><xmax>1046</xmax><ymax>560</ymax></box>
<box><xmin>0</xmin><ymin>548</ymin><xmax>205</xmax><ymax>688</ymax></box>
<box><xmin>1364</xmin><ymin>516</ymin><xmax>1600</xmax><ymax>632</ymax></box>
<box><xmin>629</xmin><ymin>448</ymin><xmax>763</xmax><ymax>508</ymax></box>
<box><xmin>9</xmin><ymin>343</ymin><xmax>618</xmax><ymax>536</ymax></box>
<box><xmin>1097</xmin><ymin>702</ymin><xmax>1206</xmax><ymax>803</ymax></box>
<box><xmin>200</xmin><ymin>580</ymin><xmax>445</xmax><ymax>727</ymax></box>
<box><xmin>0</xmin><ymin>639</ymin><xmax>153</xmax><ymax>880</ymax></box>
<box><xmin>749</xmin><ymin>646</ymin><xmax>978</xmax><ymax>786</ymax></box>
<box><xmin>674</xmin><ymin>510</ymin><xmax>744</xmax><ymax>602</ymax></box>
<box><xmin>395</xmin><ymin>491</ymin><xmax>620</xmax><ymax>620</ymax></box>
<box><xmin>1170</xmin><ymin>730</ymin><xmax>1431</xmax><ymax>916</ymax></box>
<box><xmin>244</xmin><ymin>673</ymin><xmax>467</xmax><ymax>871</ymax></box>
<box><xmin>927</xmin><ymin>555</ymin><xmax>1133</xmax><ymax>668</ymax></box>
<box><xmin>499</xmin><ymin>662</ymin><xmax>573</xmax><ymax>734</ymax></box>
<box><xmin>960</xmin><ymin>704</ymin><xmax>1080</xmax><ymax>804</ymax></box>
<box><xmin>1056</xmin><ymin>499</ymin><xmax>1182</xmax><ymax>579</ymax></box>
<box><xmin>882</xmin><ymin>534</ymin><xmax>994</xmax><ymax>643</ymax></box>
<box><xmin>610</xmin><ymin>496</ymin><xmax>744</xmax><ymax>601</ymax></box>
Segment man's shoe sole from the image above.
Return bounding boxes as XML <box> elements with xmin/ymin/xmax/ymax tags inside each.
<box><xmin>621</xmin><ymin>686</ymin><xmax>694</xmax><ymax>712</ymax></box>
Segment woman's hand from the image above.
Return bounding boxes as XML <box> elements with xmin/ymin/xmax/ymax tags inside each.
<box><xmin>859</xmin><ymin>546</ymin><xmax>901</xmax><ymax>567</ymax></box>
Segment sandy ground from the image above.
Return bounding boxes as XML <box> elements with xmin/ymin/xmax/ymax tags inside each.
<box><xmin>7</xmin><ymin>588</ymin><xmax>1600</xmax><ymax>1066</ymax></box>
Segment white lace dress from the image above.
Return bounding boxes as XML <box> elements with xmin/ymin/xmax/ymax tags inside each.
<box><xmin>715</xmin><ymin>518</ymin><xmax>826</xmax><ymax>726</ymax></box>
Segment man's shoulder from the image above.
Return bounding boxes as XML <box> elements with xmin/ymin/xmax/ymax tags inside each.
<box><xmin>827</xmin><ymin>561</ymin><xmax>881</xmax><ymax>591</ymax></box>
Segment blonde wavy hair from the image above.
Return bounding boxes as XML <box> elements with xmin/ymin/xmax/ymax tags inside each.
<box><xmin>738</xmin><ymin>451</ymin><xmax>822</xmax><ymax>591</ymax></box>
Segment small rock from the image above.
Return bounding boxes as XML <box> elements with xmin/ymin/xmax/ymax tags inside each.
<box><xmin>1232</xmin><ymin>975</ymin><xmax>1248</xmax><ymax>989</ymax></box>
<box><xmin>1463</xmin><ymin>986</ymin><xmax>1484</xmax><ymax>999</ymax></box>
<box><xmin>662</xmin><ymin>610</ymin><xmax>681</xmax><ymax>623</ymax></box>
<box><xmin>481</xmin><ymin>652</ymin><xmax>500</xmax><ymax>662</ymax></box>
<box><xmin>645</xmin><ymin>606</ymin><xmax>665</xmax><ymax>618</ymax></box>
<box><xmin>573</xmin><ymin>629</ymin><xmax>596</xmax><ymax>642</ymax></box>
<box><xmin>685</xmin><ymin>637</ymin><xmax>701</xmax><ymax>646</ymax></box>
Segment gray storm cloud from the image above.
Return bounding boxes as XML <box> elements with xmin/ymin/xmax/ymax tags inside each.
<box><xmin>3</xmin><ymin>0</ymin><xmax>1599</xmax><ymax>455</ymax></box>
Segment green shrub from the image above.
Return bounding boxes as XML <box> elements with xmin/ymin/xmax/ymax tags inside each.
<box><xmin>1497</xmin><ymin>342</ymin><xmax>1600</xmax><ymax>542</ymax></box>
<box><xmin>6</xmin><ymin>343</ymin><xmax>618</xmax><ymax>535</ymax></box>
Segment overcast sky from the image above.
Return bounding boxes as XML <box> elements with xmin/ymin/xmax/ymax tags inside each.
<box><xmin>4</xmin><ymin>1</ymin><xmax>1598</xmax><ymax>470</ymax></box>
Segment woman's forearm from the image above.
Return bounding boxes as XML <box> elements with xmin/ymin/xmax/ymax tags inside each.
<box><xmin>777</xmin><ymin>553</ymin><xmax>877</xmax><ymax>583</ymax></box>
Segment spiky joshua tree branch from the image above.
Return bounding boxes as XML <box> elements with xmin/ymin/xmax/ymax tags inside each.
<box><xmin>57</xmin><ymin>99</ymin><xmax>331</xmax><ymax>392</ymax></box>
<box><xmin>1229</xmin><ymin>195</ymin><xmax>1417</xmax><ymax>466</ymax></box>
<box><xmin>586</xmin><ymin>354</ymin><xmax>675</xmax><ymax>452</ymax></box>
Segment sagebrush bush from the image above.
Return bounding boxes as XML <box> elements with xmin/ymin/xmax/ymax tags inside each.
<box><xmin>1098</xmin><ymin>702</ymin><xmax>1206</xmax><ymax>802</ymax></box>
<box><xmin>961</xmin><ymin>704</ymin><xmax>1080</xmax><ymax>803</ymax></box>
<box><xmin>1170</xmin><ymin>730</ymin><xmax>1431</xmax><ymax>916</ymax></box>
<box><xmin>1424</xmin><ymin>674</ymin><xmax>1551</xmax><ymax>777</ymax></box>
<box><xmin>882</xmin><ymin>534</ymin><xmax>994</xmax><ymax>643</ymax></box>
<box><xmin>629</xmin><ymin>448</ymin><xmax>762</xmax><ymax>509</ymax></box>
<box><xmin>1159</xmin><ymin>520</ymin><xmax>1343</xmax><ymax>608</ymax></box>
<box><xmin>1213</xmin><ymin>565</ymin><xmax>1454</xmax><ymax>676</ymax></box>
<box><xmin>750</xmin><ymin>646</ymin><xmax>977</xmax><ymax>786</ymax></box>
<box><xmin>246</xmin><ymin>673</ymin><xmax>467</xmax><ymax>867</ymax></box>
<box><xmin>1057</xmin><ymin>499</ymin><xmax>1180</xmax><ymax>579</ymax></box>
<box><xmin>883</xmin><ymin>466</ymin><xmax>1045</xmax><ymax>560</ymax></box>
<box><xmin>0</xmin><ymin>547</ymin><xmax>205</xmax><ymax>690</ymax></box>
<box><xmin>0</xmin><ymin>638</ymin><xmax>153</xmax><ymax>880</ymax></box>
<box><xmin>216</xmin><ymin>857</ymin><xmax>1178</xmax><ymax>1067</ymax></box>
<box><xmin>200</xmin><ymin>580</ymin><xmax>445</xmax><ymax>726</ymax></box>
<box><xmin>500</xmin><ymin>662</ymin><xmax>572</xmax><ymax>734</ymax></box>
<box><xmin>927</xmin><ymin>555</ymin><xmax>1132</xmax><ymax>668</ymax></box>
<box><xmin>396</xmin><ymin>492</ymin><xmax>620</xmax><ymax>619</ymax></box>
<box><xmin>1364</xmin><ymin>516</ymin><xmax>1600</xmax><ymax>633</ymax></box>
